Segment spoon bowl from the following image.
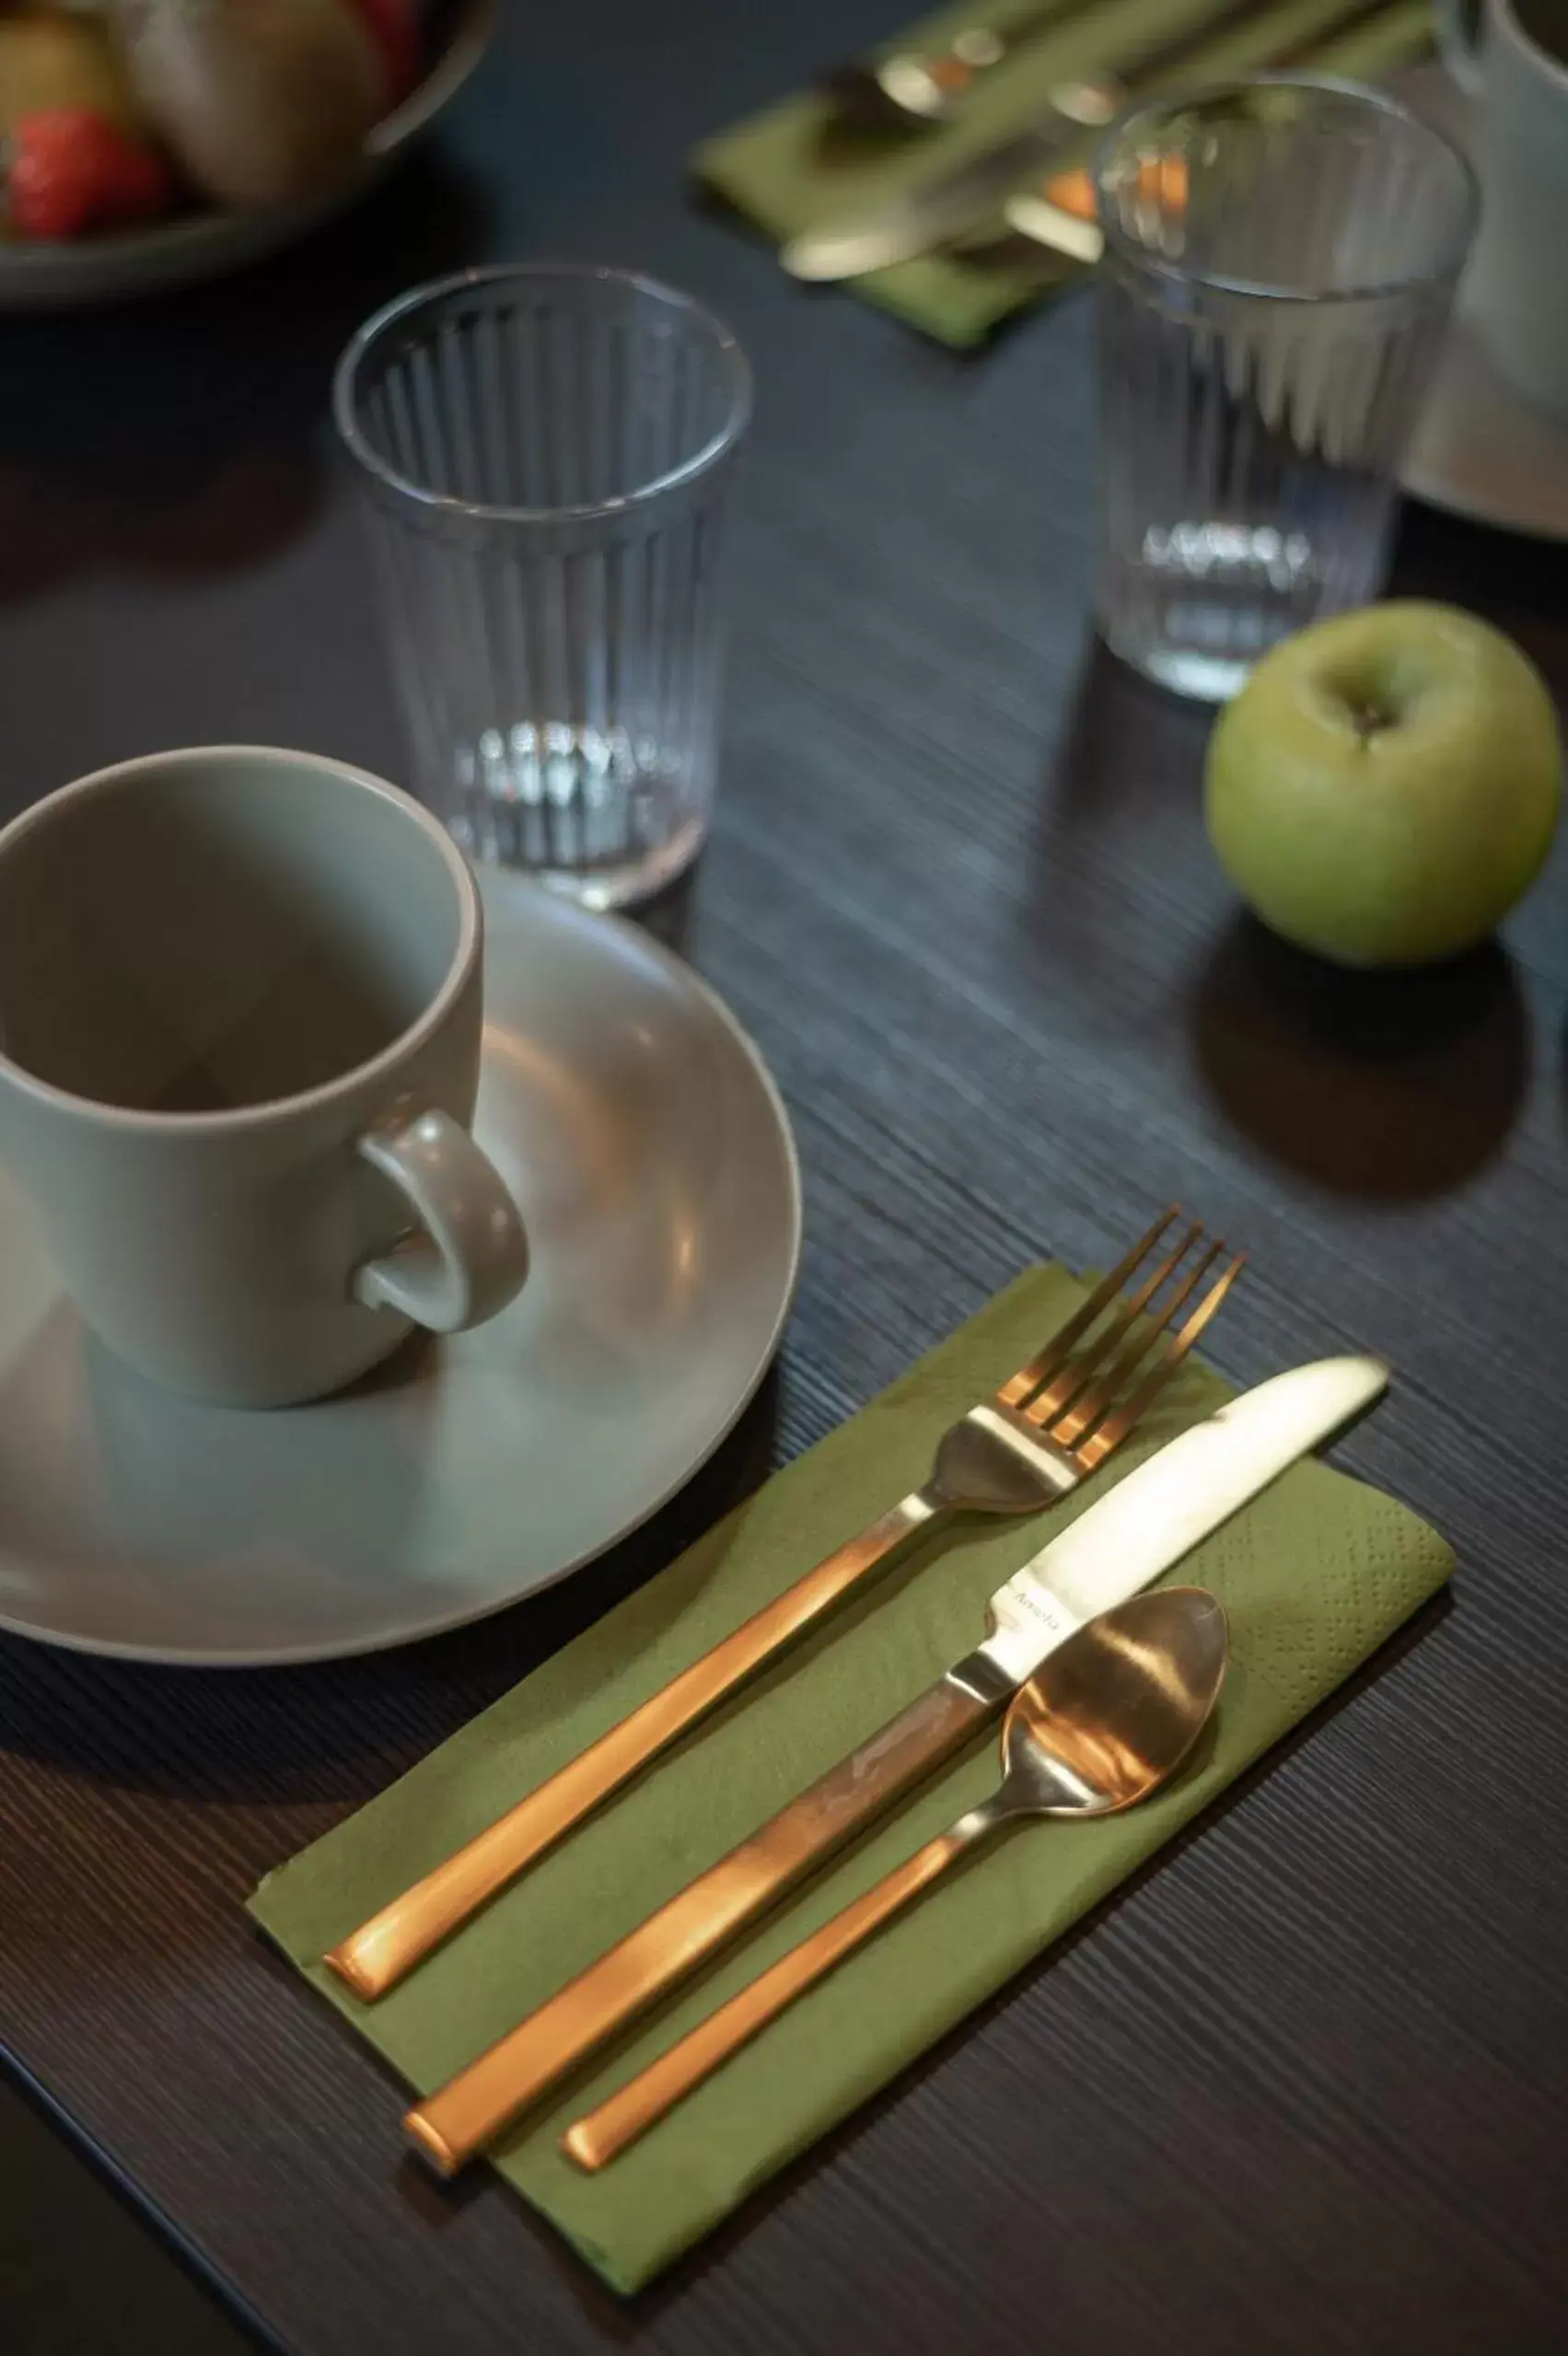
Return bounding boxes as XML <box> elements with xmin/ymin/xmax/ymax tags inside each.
<box><xmin>563</xmin><ymin>1584</ymin><xmax>1227</xmax><ymax>2170</ymax></box>
<box><xmin>1002</xmin><ymin>1585</ymin><xmax>1227</xmax><ymax>1819</ymax></box>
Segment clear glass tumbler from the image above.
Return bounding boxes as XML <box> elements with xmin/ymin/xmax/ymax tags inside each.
<box><xmin>335</xmin><ymin>265</ymin><xmax>751</xmax><ymax>906</ymax></box>
<box><xmin>1093</xmin><ymin>79</ymin><xmax>1478</xmax><ymax>702</ymax></box>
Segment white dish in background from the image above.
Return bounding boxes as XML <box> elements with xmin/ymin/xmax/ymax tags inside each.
<box><xmin>0</xmin><ymin>0</ymin><xmax>494</xmax><ymax>311</ymax></box>
<box><xmin>1401</xmin><ymin>306</ymin><xmax>1568</xmax><ymax>542</ymax></box>
<box><xmin>0</xmin><ymin>874</ymin><xmax>801</xmax><ymax>1665</ymax></box>
<box><xmin>1395</xmin><ymin>58</ymin><xmax>1568</xmax><ymax>541</ymax></box>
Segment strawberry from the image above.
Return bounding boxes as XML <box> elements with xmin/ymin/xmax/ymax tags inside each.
<box><xmin>343</xmin><ymin>0</ymin><xmax>420</xmax><ymax>102</ymax></box>
<box><xmin>6</xmin><ymin>107</ymin><xmax>172</xmax><ymax>240</ymax></box>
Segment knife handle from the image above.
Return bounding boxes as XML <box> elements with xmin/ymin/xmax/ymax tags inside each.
<box><xmin>325</xmin><ymin>1490</ymin><xmax>942</xmax><ymax>2002</ymax></box>
<box><xmin>563</xmin><ymin>1804</ymin><xmax>998</xmax><ymax>2170</ymax></box>
<box><xmin>402</xmin><ymin>1656</ymin><xmax>1006</xmax><ymax>2175</ymax></box>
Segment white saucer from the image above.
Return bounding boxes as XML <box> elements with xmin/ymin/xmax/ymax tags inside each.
<box><xmin>1393</xmin><ymin>62</ymin><xmax>1568</xmax><ymax>542</ymax></box>
<box><xmin>0</xmin><ymin>875</ymin><xmax>800</xmax><ymax>1666</ymax></box>
<box><xmin>1402</xmin><ymin>308</ymin><xmax>1568</xmax><ymax>543</ymax></box>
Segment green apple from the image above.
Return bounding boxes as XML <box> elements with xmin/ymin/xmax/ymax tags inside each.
<box><xmin>1203</xmin><ymin>602</ymin><xmax>1562</xmax><ymax>968</ymax></box>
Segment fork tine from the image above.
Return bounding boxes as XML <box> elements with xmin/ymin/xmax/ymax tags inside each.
<box><xmin>1069</xmin><ymin>1251</ymin><xmax>1247</xmax><ymax>1473</ymax></box>
<box><xmin>995</xmin><ymin>1205</ymin><xmax>1179</xmax><ymax>1413</ymax></box>
<box><xmin>1016</xmin><ymin>1219</ymin><xmax>1204</xmax><ymax>1428</ymax></box>
<box><xmin>1049</xmin><ymin>1236</ymin><xmax>1224</xmax><ymax>1448</ymax></box>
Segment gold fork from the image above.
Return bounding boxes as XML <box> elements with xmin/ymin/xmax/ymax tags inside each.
<box><xmin>326</xmin><ymin>1209</ymin><xmax>1238</xmax><ymax>2002</ymax></box>
<box><xmin>403</xmin><ymin>1235</ymin><xmax>1246</xmax><ymax>2174</ymax></box>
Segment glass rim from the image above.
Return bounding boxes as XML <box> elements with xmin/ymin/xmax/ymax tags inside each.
<box><xmin>1092</xmin><ymin>75</ymin><xmax>1481</xmax><ymax>308</ymax></box>
<box><xmin>332</xmin><ymin>261</ymin><xmax>753</xmax><ymax>526</ymax></box>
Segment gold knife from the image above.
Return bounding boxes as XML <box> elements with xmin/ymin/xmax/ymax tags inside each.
<box><xmin>403</xmin><ymin>1353</ymin><xmax>1388</xmax><ymax>2175</ymax></box>
<box><xmin>785</xmin><ymin>0</ymin><xmax>1398</xmax><ymax>280</ymax></box>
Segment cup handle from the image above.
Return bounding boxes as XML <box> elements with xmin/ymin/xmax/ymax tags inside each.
<box><xmin>1435</xmin><ymin>0</ymin><xmax>1485</xmax><ymax>95</ymax></box>
<box><xmin>353</xmin><ymin>1105</ymin><xmax>528</xmax><ymax>1333</ymax></box>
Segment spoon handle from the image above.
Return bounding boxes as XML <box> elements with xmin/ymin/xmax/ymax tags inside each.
<box><xmin>561</xmin><ymin>1800</ymin><xmax>1004</xmax><ymax>2172</ymax></box>
<box><xmin>403</xmin><ymin>1657</ymin><xmax>1008</xmax><ymax>2174</ymax></box>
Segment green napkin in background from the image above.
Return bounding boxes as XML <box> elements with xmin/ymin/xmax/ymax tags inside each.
<box><xmin>695</xmin><ymin>0</ymin><xmax>1436</xmax><ymax>345</ymax></box>
<box><xmin>251</xmin><ymin>1264</ymin><xmax>1452</xmax><ymax>2292</ymax></box>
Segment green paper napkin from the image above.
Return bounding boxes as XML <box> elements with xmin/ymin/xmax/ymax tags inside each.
<box><xmin>695</xmin><ymin>0</ymin><xmax>1436</xmax><ymax>346</ymax></box>
<box><xmin>250</xmin><ymin>1265</ymin><xmax>1452</xmax><ymax>2292</ymax></box>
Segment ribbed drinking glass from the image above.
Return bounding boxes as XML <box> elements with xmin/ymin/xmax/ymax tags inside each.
<box><xmin>1093</xmin><ymin>79</ymin><xmax>1478</xmax><ymax>702</ymax></box>
<box><xmin>335</xmin><ymin>265</ymin><xmax>751</xmax><ymax>906</ymax></box>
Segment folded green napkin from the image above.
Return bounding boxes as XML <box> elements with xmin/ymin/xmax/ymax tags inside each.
<box><xmin>250</xmin><ymin>1264</ymin><xmax>1452</xmax><ymax>2292</ymax></box>
<box><xmin>696</xmin><ymin>0</ymin><xmax>1436</xmax><ymax>346</ymax></box>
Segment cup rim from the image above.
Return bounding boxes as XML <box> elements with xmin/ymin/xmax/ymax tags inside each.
<box><xmin>0</xmin><ymin>747</ymin><xmax>481</xmax><ymax>1135</ymax></box>
<box><xmin>1093</xmin><ymin>75</ymin><xmax>1481</xmax><ymax>308</ymax></box>
<box><xmin>332</xmin><ymin>261</ymin><xmax>753</xmax><ymax>527</ymax></box>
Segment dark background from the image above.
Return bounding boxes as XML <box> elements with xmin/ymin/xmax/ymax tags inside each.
<box><xmin>2</xmin><ymin>2</ymin><xmax>1567</xmax><ymax>2350</ymax></box>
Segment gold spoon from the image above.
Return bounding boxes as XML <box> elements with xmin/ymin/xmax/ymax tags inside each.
<box><xmin>821</xmin><ymin>1</ymin><xmax>1093</xmax><ymax>132</ymax></box>
<box><xmin>563</xmin><ymin>1585</ymin><xmax>1226</xmax><ymax>2170</ymax></box>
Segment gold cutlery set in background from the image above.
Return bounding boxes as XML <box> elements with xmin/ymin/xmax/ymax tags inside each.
<box><xmin>769</xmin><ymin>0</ymin><xmax>1435</xmax><ymax>284</ymax></box>
<box><xmin>319</xmin><ymin>1213</ymin><xmax>1388</xmax><ymax>2179</ymax></box>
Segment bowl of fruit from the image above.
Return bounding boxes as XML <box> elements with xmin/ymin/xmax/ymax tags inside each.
<box><xmin>0</xmin><ymin>0</ymin><xmax>493</xmax><ymax>306</ymax></box>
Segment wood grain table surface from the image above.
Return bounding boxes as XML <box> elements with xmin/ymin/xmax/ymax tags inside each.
<box><xmin>2</xmin><ymin>3</ymin><xmax>1566</xmax><ymax>2349</ymax></box>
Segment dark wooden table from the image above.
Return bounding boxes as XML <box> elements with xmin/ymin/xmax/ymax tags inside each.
<box><xmin>3</xmin><ymin>5</ymin><xmax>1567</xmax><ymax>2350</ymax></box>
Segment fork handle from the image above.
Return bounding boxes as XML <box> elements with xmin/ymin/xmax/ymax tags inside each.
<box><xmin>402</xmin><ymin>1652</ymin><xmax>1009</xmax><ymax>2175</ymax></box>
<box><xmin>325</xmin><ymin>1488</ymin><xmax>944</xmax><ymax>2001</ymax></box>
<box><xmin>563</xmin><ymin>1800</ymin><xmax>1004</xmax><ymax>2169</ymax></box>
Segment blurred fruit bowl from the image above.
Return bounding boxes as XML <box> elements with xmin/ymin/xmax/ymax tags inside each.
<box><xmin>0</xmin><ymin>0</ymin><xmax>493</xmax><ymax>308</ymax></box>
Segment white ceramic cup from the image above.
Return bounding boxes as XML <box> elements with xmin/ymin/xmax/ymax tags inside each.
<box><xmin>0</xmin><ymin>747</ymin><xmax>528</xmax><ymax>1407</ymax></box>
<box><xmin>1438</xmin><ymin>0</ymin><xmax>1568</xmax><ymax>423</ymax></box>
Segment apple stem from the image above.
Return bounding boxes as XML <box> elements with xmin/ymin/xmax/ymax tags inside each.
<box><xmin>1353</xmin><ymin>704</ymin><xmax>1391</xmax><ymax>745</ymax></box>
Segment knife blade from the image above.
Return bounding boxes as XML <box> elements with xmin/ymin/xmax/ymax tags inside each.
<box><xmin>981</xmin><ymin>1352</ymin><xmax>1387</xmax><ymax>1678</ymax></box>
<box><xmin>784</xmin><ymin>122</ymin><xmax>1070</xmax><ymax>281</ymax></box>
<box><xmin>404</xmin><ymin>1353</ymin><xmax>1386</xmax><ymax>2173</ymax></box>
<box><xmin>784</xmin><ymin>0</ymin><xmax>1394</xmax><ymax>280</ymax></box>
